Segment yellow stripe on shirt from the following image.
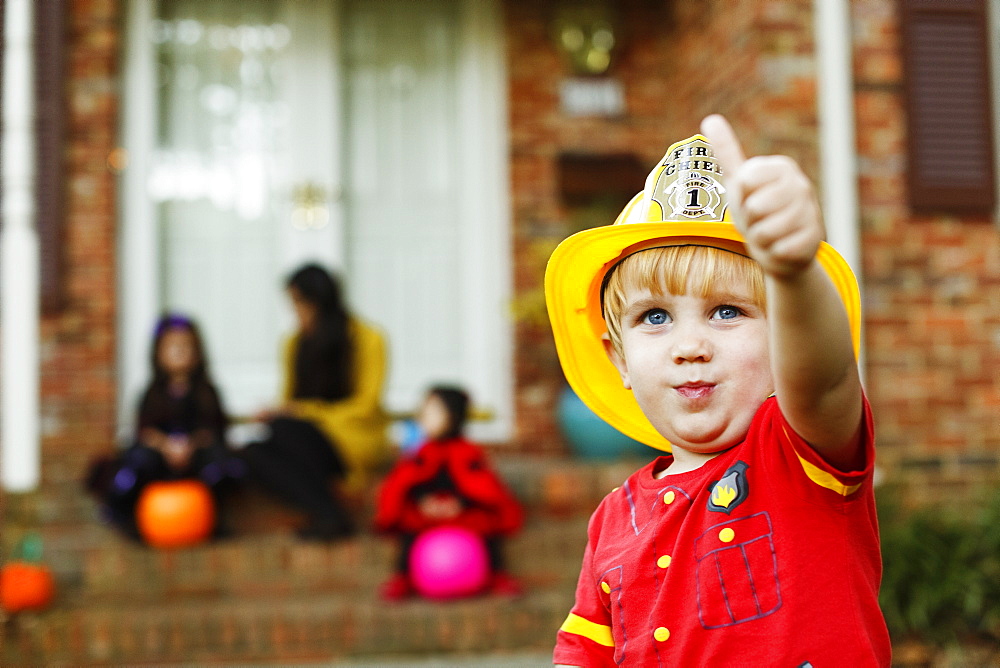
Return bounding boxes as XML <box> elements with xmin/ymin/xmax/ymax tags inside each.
<box><xmin>560</xmin><ymin>613</ymin><xmax>614</xmax><ymax>648</ymax></box>
<box><xmin>795</xmin><ymin>452</ymin><xmax>863</xmax><ymax>496</ymax></box>
<box><xmin>782</xmin><ymin>425</ymin><xmax>864</xmax><ymax>497</ymax></box>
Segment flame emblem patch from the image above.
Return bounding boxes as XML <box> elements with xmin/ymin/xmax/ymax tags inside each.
<box><xmin>707</xmin><ymin>461</ymin><xmax>749</xmax><ymax>514</ymax></box>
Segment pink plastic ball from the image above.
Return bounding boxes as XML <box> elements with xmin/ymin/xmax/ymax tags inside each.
<box><xmin>409</xmin><ymin>527</ymin><xmax>490</xmax><ymax>600</ymax></box>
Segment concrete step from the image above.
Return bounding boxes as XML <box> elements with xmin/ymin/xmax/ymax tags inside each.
<box><xmin>1</xmin><ymin>588</ymin><xmax>572</xmax><ymax>666</ymax></box>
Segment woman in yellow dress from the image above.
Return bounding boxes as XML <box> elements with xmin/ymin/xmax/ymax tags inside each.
<box><xmin>245</xmin><ymin>264</ymin><xmax>391</xmax><ymax>540</ymax></box>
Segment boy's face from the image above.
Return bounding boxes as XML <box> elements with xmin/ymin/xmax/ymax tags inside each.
<box><xmin>605</xmin><ymin>276</ymin><xmax>773</xmax><ymax>454</ymax></box>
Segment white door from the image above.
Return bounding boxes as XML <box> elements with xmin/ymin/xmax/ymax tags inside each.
<box><xmin>119</xmin><ymin>0</ymin><xmax>512</xmax><ymax>440</ymax></box>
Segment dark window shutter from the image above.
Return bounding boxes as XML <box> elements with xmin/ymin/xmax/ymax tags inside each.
<box><xmin>901</xmin><ymin>0</ymin><xmax>996</xmax><ymax>212</ymax></box>
<box><xmin>35</xmin><ymin>0</ymin><xmax>68</xmax><ymax>312</ymax></box>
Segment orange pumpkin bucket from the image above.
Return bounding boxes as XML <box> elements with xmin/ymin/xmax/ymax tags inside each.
<box><xmin>0</xmin><ymin>534</ymin><xmax>56</xmax><ymax>613</ymax></box>
<box><xmin>136</xmin><ymin>479</ymin><xmax>216</xmax><ymax>548</ymax></box>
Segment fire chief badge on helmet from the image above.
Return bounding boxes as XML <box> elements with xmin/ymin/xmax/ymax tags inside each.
<box><xmin>544</xmin><ymin>134</ymin><xmax>862</xmax><ymax>452</ymax></box>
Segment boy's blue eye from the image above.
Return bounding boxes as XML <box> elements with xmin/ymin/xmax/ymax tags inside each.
<box><xmin>713</xmin><ymin>306</ymin><xmax>742</xmax><ymax>320</ymax></box>
<box><xmin>642</xmin><ymin>309</ymin><xmax>669</xmax><ymax>325</ymax></box>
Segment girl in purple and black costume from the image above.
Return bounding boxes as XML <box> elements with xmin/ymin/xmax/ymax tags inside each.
<box><xmin>87</xmin><ymin>314</ymin><xmax>244</xmax><ymax>539</ymax></box>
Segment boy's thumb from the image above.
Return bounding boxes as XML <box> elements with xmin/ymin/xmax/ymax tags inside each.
<box><xmin>701</xmin><ymin>114</ymin><xmax>747</xmax><ymax>179</ymax></box>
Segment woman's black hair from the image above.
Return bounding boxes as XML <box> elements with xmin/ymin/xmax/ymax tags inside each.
<box><xmin>287</xmin><ymin>264</ymin><xmax>353</xmax><ymax>401</ymax></box>
<box><xmin>150</xmin><ymin>313</ymin><xmax>209</xmax><ymax>386</ymax></box>
<box><xmin>427</xmin><ymin>385</ymin><xmax>470</xmax><ymax>440</ymax></box>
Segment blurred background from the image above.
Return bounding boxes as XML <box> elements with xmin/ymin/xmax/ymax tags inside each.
<box><xmin>0</xmin><ymin>0</ymin><xmax>997</xmax><ymax>665</ymax></box>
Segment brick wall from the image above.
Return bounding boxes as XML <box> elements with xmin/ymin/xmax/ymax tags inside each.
<box><xmin>38</xmin><ymin>0</ymin><xmax>121</xmax><ymax>480</ymax></box>
<box><xmin>505</xmin><ymin>0</ymin><xmax>999</xmax><ymax>499</ymax></box>
<box><xmin>505</xmin><ymin>0</ymin><xmax>822</xmax><ymax>451</ymax></box>
<box><xmin>37</xmin><ymin>0</ymin><xmax>1000</xmax><ymax>500</ymax></box>
<box><xmin>853</xmin><ymin>0</ymin><xmax>1000</xmax><ymax>504</ymax></box>
<box><xmin>47</xmin><ymin>0</ymin><xmax>828</xmax><ymax>464</ymax></box>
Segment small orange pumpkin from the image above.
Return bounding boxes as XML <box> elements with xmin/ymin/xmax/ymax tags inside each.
<box><xmin>136</xmin><ymin>479</ymin><xmax>216</xmax><ymax>548</ymax></box>
<box><xmin>0</xmin><ymin>561</ymin><xmax>55</xmax><ymax>613</ymax></box>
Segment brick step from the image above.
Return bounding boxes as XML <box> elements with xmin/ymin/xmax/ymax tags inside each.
<box><xmin>0</xmin><ymin>455</ymin><xmax>646</xmax><ymax>666</ymax></box>
<box><xmin>494</xmin><ymin>455</ymin><xmax>645</xmax><ymax>515</ymax></box>
<box><xmin>0</xmin><ymin>588</ymin><xmax>572</xmax><ymax>666</ymax></box>
<box><xmin>2</xmin><ymin>483</ymin><xmax>98</xmax><ymax>527</ymax></box>
<box><xmin>78</xmin><ymin>519</ymin><xmax>586</xmax><ymax>601</ymax></box>
<box><xmin>19</xmin><ymin>517</ymin><xmax>589</xmax><ymax>603</ymax></box>
<box><xmin>5</xmin><ymin>455</ymin><xmax>649</xmax><ymax>529</ymax></box>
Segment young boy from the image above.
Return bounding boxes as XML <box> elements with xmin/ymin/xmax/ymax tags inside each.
<box><xmin>547</xmin><ymin>115</ymin><xmax>890</xmax><ymax>666</ymax></box>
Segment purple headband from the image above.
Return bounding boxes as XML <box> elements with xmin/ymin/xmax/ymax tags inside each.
<box><xmin>154</xmin><ymin>313</ymin><xmax>193</xmax><ymax>338</ymax></box>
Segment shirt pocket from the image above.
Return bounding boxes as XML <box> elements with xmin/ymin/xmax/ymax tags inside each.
<box><xmin>597</xmin><ymin>565</ymin><xmax>627</xmax><ymax>665</ymax></box>
<box><xmin>694</xmin><ymin>512</ymin><xmax>782</xmax><ymax>629</ymax></box>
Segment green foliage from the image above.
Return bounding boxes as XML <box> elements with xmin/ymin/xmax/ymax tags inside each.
<box><xmin>878</xmin><ymin>489</ymin><xmax>1000</xmax><ymax>646</ymax></box>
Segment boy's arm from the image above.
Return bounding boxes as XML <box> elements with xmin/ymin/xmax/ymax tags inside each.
<box><xmin>703</xmin><ymin>115</ymin><xmax>864</xmax><ymax>471</ymax></box>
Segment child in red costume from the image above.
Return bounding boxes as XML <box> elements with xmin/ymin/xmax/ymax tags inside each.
<box><xmin>375</xmin><ymin>386</ymin><xmax>523</xmax><ymax>600</ymax></box>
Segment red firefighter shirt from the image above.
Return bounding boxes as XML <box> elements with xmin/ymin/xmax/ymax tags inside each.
<box><xmin>553</xmin><ymin>396</ymin><xmax>890</xmax><ymax>667</ymax></box>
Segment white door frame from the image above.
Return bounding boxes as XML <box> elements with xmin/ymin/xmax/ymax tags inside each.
<box><xmin>117</xmin><ymin>0</ymin><xmax>513</xmax><ymax>442</ymax></box>
<box><xmin>117</xmin><ymin>0</ymin><xmax>158</xmax><ymax>440</ymax></box>
<box><xmin>453</xmin><ymin>0</ymin><xmax>514</xmax><ymax>442</ymax></box>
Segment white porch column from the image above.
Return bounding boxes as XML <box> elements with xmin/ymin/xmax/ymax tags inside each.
<box><xmin>1</xmin><ymin>0</ymin><xmax>40</xmax><ymax>492</ymax></box>
<box><xmin>814</xmin><ymin>0</ymin><xmax>861</xmax><ymax>275</ymax></box>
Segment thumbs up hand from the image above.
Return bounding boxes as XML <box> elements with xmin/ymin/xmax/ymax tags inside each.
<box><xmin>701</xmin><ymin>114</ymin><xmax>824</xmax><ymax>279</ymax></box>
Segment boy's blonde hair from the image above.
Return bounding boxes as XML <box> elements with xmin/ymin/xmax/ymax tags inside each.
<box><xmin>603</xmin><ymin>245</ymin><xmax>766</xmax><ymax>356</ymax></box>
